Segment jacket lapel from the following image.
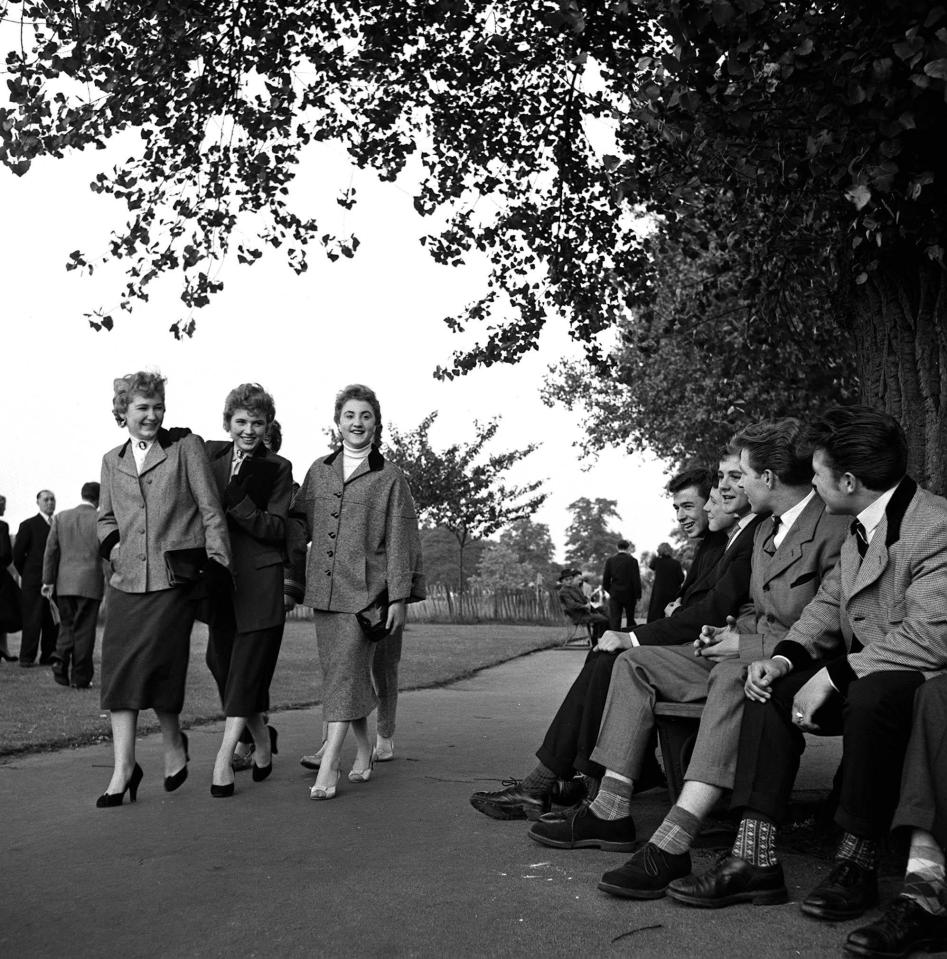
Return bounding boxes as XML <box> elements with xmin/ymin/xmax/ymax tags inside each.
<box><xmin>847</xmin><ymin>478</ymin><xmax>916</xmax><ymax>597</ymax></box>
<box><xmin>762</xmin><ymin>495</ymin><xmax>820</xmax><ymax>585</ymax></box>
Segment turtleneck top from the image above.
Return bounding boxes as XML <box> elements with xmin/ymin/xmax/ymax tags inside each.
<box><xmin>342</xmin><ymin>441</ymin><xmax>372</xmax><ymax>480</ymax></box>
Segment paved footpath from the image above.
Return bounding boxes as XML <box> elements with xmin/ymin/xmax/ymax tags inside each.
<box><xmin>1</xmin><ymin>648</ymin><xmax>901</xmax><ymax>959</ymax></box>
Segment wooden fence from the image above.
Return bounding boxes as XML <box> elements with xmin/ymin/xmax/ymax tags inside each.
<box><xmin>287</xmin><ymin>584</ymin><xmax>567</xmax><ymax>625</ymax></box>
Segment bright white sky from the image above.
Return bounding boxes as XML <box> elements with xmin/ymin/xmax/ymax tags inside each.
<box><xmin>0</xmin><ymin>134</ymin><xmax>674</xmax><ymax>561</ymax></box>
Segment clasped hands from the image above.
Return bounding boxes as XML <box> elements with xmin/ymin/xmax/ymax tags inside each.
<box><xmin>692</xmin><ymin>615</ymin><xmax>741</xmax><ymax>662</ymax></box>
<box><xmin>744</xmin><ymin>658</ymin><xmax>834</xmax><ymax>732</ymax></box>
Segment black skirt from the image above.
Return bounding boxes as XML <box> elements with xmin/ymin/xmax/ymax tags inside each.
<box><xmin>100</xmin><ymin>585</ymin><xmax>197</xmax><ymax>712</ymax></box>
<box><xmin>206</xmin><ymin>615</ymin><xmax>284</xmax><ymax>716</ymax></box>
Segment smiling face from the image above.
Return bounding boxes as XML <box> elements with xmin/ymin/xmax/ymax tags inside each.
<box><xmin>738</xmin><ymin>448</ymin><xmax>773</xmax><ymax>513</ymax></box>
<box><xmin>811</xmin><ymin>448</ymin><xmax>853</xmax><ymax>514</ymax></box>
<box><xmin>228</xmin><ymin>407</ymin><xmax>267</xmax><ymax>453</ymax></box>
<box><xmin>672</xmin><ymin>485</ymin><xmax>710</xmax><ymax>540</ymax></box>
<box><xmin>337</xmin><ymin>399</ymin><xmax>377</xmax><ymax>450</ymax></box>
<box><xmin>717</xmin><ymin>454</ymin><xmax>750</xmax><ymax>516</ymax></box>
<box><xmin>126</xmin><ymin>392</ymin><xmax>165</xmax><ymax>442</ymax></box>
<box><xmin>36</xmin><ymin>490</ymin><xmax>55</xmax><ymax>516</ymax></box>
<box><xmin>704</xmin><ymin>487</ymin><xmax>737</xmax><ymax>533</ymax></box>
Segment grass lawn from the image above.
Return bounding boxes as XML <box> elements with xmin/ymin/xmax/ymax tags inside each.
<box><xmin>0</xmin><ymin>621</ymin><xmax>567</xmax><ymax>757</ymax></box>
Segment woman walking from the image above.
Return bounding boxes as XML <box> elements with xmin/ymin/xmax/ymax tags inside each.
<box><xmin>203</xmin><ymin>384</ymin><xmax>293</xmax><ymax>797</ymax></box>
<box><xmin>96</xmin><ymin>372</ymin><xmax>231</xmax><ymax>807</ymax></box>
<box><xmin>287</xmin><ymin>384</ymin><xmax>424</xmax><ymax>800</ymax></box>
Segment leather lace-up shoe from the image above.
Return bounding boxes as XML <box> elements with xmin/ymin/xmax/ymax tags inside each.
<box><xmin>598</xmin><ymin>842</ymin><xmax>692</xmax><ymax>899</ymax></box>
<box><xmin>528</xmin><ymin>801</ymin><xmax>636</xmax><ymax>852</ymax></box>
<box><xmin>667</xmin><ymin>854</ymin><xmax>789</xmax><ymax>908</ymax></box>
<box><xmin>845</xmin><ymin>896</ymin><xmax>947</xmax><ymax>958</ymax></box>
<box><xmin>551</xmin><ymin>776</ymin><xmax>588</xmax><ymax>808</ymax></box>
<box><xmin>801</xmin><ymin>859</ymin><xmax>878</xmax><ymax>921</ymax></box>
<box><xmin>470</xmin><ymin>779</ymin><xmax>551</xmax><ymax>821</ymax></box>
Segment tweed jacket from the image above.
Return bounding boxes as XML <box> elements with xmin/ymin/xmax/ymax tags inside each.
<box><xmin>98</xmin><ymin>429</ymin><xmax>231</xmax><ymax>593</ymax></box>
<box><xmin>205</xmin><ymin>439</ymin><xmax>293</xmax><ymax>632</ymax></box>
<box><xmin>774</xmin><ymin>477</ymin><xmax>947</xmax><ymax>693</ymax></box>
<box><xmin>41</xmin><ymin>503</ymin><xmax>105</xmax><ymax>599</ymax></box>
<box><xmin>12</xmin><ymin>514</ymin><xmax>52</xmax><ymax>589</ymax></box>
<box><xmin>633</xmin><ymin>516</ymin><xmax>766</xmax><ymax>647</ymax></box>
<box><xmin>735</xmin><ymin>494</ymin><xmax>849</xmax><ymax>662</ymax></box>
<box><xmin>286</xmin><ymin>447</ymin><xmax>425</xmax><ymax>613</ymax></box>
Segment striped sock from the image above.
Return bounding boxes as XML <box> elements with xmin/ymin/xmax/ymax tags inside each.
<box><xmin>521</xmin><ymin>763</ymin><xmax>558</xmax><ymax>795</ymax></box>
<box><xmin>588</xmin><ymin>773</ymin><xmax>634</xmax><ymax>821</ymax></box>
<box><xmin>903</xmin><ymin>857</ymin><xmax>947</xmax><ymax>917</ymax></box>
<box><xmin>837</xmin><ymin>832</ymin><xmax>879</xmax><ymax>871</ymax></box>
<box><xmin>731</xmin><ymin>815</ymin><xmax>778</xmax><ymax>868</ymax></box>
<box><xmin>651</xmin><ymin>805</ymin><xmax>700</xmax><ymax>856</ymax></box>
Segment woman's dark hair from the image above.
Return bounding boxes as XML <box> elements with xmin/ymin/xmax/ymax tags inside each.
<box><xmin>805</xmin><ymin>406</ymin><xmax>908</xmax><ymax>491</ymax></box>
<box><xmin>334</xmin><ymin>384</ymin><xmax>383</xmax><ymax>446</ymax></box>
<box><xmin>731</xmin><ymin>418</ymin><xmax>812</xmax><ymax>486</ymax></box>
<box><xmin>666</xmin><ymin>467</ymin><xmax>713</xmax><ymax>501</ymax></box>
<box><xmin>223</xmin><ymin>383</ymin><xmax>276</xmax><ymax>429</ymax></box>
<box><xmin>264</xmin><ymin>419</ymin><xmax>283</xmax><ymax>453</ymax></box>
<box><xmin>112</xmin><ymin>371</ymin><xmax>166</xmax><ymax>427</ymax></box>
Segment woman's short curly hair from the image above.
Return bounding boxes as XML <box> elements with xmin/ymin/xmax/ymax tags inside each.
<box><xmin>112</xmin><ymin>371</ymin><xmax>166</xmax><ymax>426</ymax></box>
<box><xmin>222</xmin><ymin>383</ymin><xmax>276</xmax><ymax>430</ymax></box>
<box><xmin>333</xmin><ymin>383</ymin><xmax>382</xmax><ymax>445</ymax></box>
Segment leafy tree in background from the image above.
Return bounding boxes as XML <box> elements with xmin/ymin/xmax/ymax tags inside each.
<box><xmin>564</xmin><ymin>497</ymin><xmax>622</xmax><ymax>571</ymax></box>
<box><xmin>2</xmin><ymin>2</ymin><xmax>945</xmax><ymax>487</ymax></box>
<box><xmin>470</xmin><ymin>543</ymin><xmax>536</xmax><ymax>590</ymax></box>
<box><xmin>498</xmin><ymin>518</ymin><xmax>558</xmax><ymax>585</ymax></box>
<box><xmin>385</xmin><ymin>413</ymin><xmax>547</xmax><ymax>592</ymax></box>
<box><xmin>418</xmin><ymin>526</ymin><xmax>488</xmax><ymax>591</ymax></box>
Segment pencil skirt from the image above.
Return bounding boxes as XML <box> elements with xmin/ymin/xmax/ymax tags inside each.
<box><xmin>312</xmin><ymin>610</ymin><xmax>377</xmax><ymax>722</ymax></box>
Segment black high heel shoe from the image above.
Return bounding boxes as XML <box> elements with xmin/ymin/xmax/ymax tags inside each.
<box><xmin>251</xmin><ymin>726</ymin><xmax>278</xmax><ymax>782</ymax></box>
<box><xmin>164</xmin><ymin>731</ymin><xmax>190</xmax><ymax>792</ymax></box>
<box><xmin>96</xmin><ymin>763</ymin><xmax>143</xmax><ymax>808</ymax></box>
<box><xmin>210</xmin><ymin>781</ymin><xmax>235</xmax><ymax>798</ymax></box>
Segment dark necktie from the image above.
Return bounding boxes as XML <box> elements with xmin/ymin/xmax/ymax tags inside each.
<box><xmin>764</xmin><ymin>515</ymin><xmax>781</xmax><ymax>556</ymax></box>
<box><xmin>851</xmin><ymin>519</ymin><xmax>869</xmax><ymax>558</ymax></box>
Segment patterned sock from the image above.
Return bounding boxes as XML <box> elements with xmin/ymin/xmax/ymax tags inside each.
<box><xmin>836</xmin><ymin>832</ymin><xmax>879</xmax><ymax>871</ymax></box>
<box><xmin>581</xmin><ymin>774</ymin><xmax>600</xmax><ymax>801</ymax></box>
<box><xmin>588</xmin><ymin>773</ymin><xmax>634</xmax><ymax>821</ymax></box>
<box><xmin>731</xmin><ymin>815</ymin><xmax>778</xmax><ymax>867</ymax></box>
<box><xmin>520</xmin><ymin>763</ymin><xmax>558</xmax><ymax>795</ymax></box>
<box><xmin>651</xmin><ymin>805</ymin><xmax>701</xmax><ymax>856</ymax></box>
<box><xmin>903</xmin><ymin>856</ymin><xmax>947</xmax><ymax>917</ymax></box>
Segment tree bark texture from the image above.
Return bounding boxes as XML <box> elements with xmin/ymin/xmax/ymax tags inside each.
<box><xmin>852</xmin><ymin>257</ymin><xmax>947</xmax><ymax>496</ymax></box>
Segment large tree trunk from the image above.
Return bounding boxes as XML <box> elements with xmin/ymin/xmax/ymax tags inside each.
<box><xmin>852</xmin><ymin>256</ymin><xmax>947</xmax><ymax>495</ymax></box>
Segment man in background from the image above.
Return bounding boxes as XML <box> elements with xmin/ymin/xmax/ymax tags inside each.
<box><xmin>13</xmin><ymin>489</ymin><xmax>58</xmax><ymax>666</ymax></box>
<box><xmin>42</xmin><ymin>482</ymin><xmax>104</xmax><ymax>688</ymax></box>
<box><xmin>602</xmin><ymin>539</ymin><xmax>642</xmax><ymax>630</ymax></box>
<box><xmin>0</xmin><ymin>494</ymin><xmax>17</xmax><ymax>661</ymax></box>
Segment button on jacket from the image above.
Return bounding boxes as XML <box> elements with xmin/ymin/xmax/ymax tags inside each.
<box><xmin>98</xmin><ymin>429</ymin><xmax>231</xmax><ymax>593</ymax></box>
<box><xmin>286</xmin><ymin>447</ymin><xmax>424</xmax><ymax>612</ymax></box>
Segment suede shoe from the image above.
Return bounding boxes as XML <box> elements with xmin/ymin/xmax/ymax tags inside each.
<box><xmin>528</xmin><ymin>801</ymin><xmax>636</xmax><ymax>852</ymax></box>
<box><xmin>470</xmin><ymin>779</ymin><xmax>550</xmax><ymax>821</ymax></box>
<box><xmin>801</xmin><ymin>859</ymin><xmax>878</xmax><ymax>921</ymax></box>
<box><xmin>598</xmin><ymin>842</ymin><xmax>691</xmax><ymax>899</ymax></box>
<box><xmin>667</xmin><ymin>854</ymin><xmax>789</xmax><ymax>908</ymax></box>
<box><xmin>845</xmin><ymin>896</ymin><xmax>947</xmax><ymax>958</ymax></box>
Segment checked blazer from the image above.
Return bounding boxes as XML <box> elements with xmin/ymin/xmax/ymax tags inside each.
<box><xmin>774</xmin><ymin>477</ymin><xmax>947</xmax><ymax>694</ymax></box>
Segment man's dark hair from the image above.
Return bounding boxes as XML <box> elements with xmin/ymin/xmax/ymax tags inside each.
<box><xmin>81</xmin><ymin>482</ymin><xmax>101</xmax><ymax>504</ymax></box>
<box><xmin>731</xmin><ymin>418</ymin><xmax>812</xmax><ymax>486</ymax></box>
<box><xmin>666</xmin><ymin>467</ymin><xmax>713</xmax><ymax>501</ymax></box>
<box><xmin>617</xmin><ymin>539</ymin><xmax>629</xmax><ymax>550</ymax></box>
<box><xmin>805</xmin><ymin>406</ymin><xmax>908</xmax><ymax>491</ymax></box>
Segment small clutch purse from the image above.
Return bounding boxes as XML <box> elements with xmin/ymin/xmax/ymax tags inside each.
<box><xmin>164</xmin><ymin>547</ymin><xmax>208</xmax><ymax>586</ymax></box>
<box><xmin>356</xmin><ymin>589</ymin><xmax>390</xmax><ymax>642</ymax></box>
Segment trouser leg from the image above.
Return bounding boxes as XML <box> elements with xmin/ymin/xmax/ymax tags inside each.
<box><xmin>591</xmin><ymin>645</ymin><xmax>714</xmax><ymax>780</ymax></box>
<box><xmin>18</xmin><ymin>587</ymin><xmax>43</xmax><ymax>662</ymax></box>
<box><xmin>607</xmin><ymin>596</ymin><xmax>622</xmax><ymax>630</ymax></box>
<box><xmin>39</xmin><ymin>598</ymin><xmax>59</xmax><ymax>662</ymax></box>
<box><xmin>372</xmin><ymin>627</ymin><xmax>402</xmax><ymax>739</ymax></box>
<box><xmin>893</xmin><ymin>674</ymin><xmax>947</xmax><ymax>849</ymax></box>
<box><xmin>536</xmin><ymin>649</ymin><xmax>620</xmax><ymax>778</ymax></box>
<box><xmin>70</xmin><ymin>597</ymin><xmax>99</xmax><ymax>687</ymax></box>
<box><xmin>53</xmin><ymin>595</ymin><xmax>77</xmax><ymax>676</ymax></box>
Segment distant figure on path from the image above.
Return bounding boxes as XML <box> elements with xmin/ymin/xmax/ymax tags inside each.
<box><xmin>13</xmin><ymin>489</ymin><xmax>59</xmax><ymax>666</ymax></box>
<box><xmin>601</xmin><ymin>539</ymin><xmax>642</xmax><ymax>630</ymax></box>
<box><xmin>0</xmin><ymin>494</ymin><xmax>18</xmax><ymax>661</ymax></box>
<box><xmin>41</xmin><ymin>482</ymin><xmax>105</xmax><ymax>688</ymax></box>
<box><xmin>646</xmin><ymin>542</ymin><xmax>684</xmax><ymax>623</ymax></box>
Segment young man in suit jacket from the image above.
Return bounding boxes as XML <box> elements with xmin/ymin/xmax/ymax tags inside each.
<box><xmin>41</xmin><ymin>483</ymin><xmax>105</xmax><ymax>688</ymax></box>
<box><xmin>560</xmin><ymin>421</ymin><xmax>847</xmax><ymax>889</ymax></box>
<box><xmin>13</xmin><ymin>489</ymin><xmax>59</xmax><ymax>665</ymax></box>
<box><xmin>471</xmin><ymin>464</ymin><xmax>754</xmax><ymax>822</ymax></box>
<box><xmin>668</xmin><ymin>406</ymin><xmax>947</xmax><ymax>923</ymax></box>
<box><xmin>602</xmin><ymin>539</ymin><xmax>642</xmax><ymax>630</ymax></box>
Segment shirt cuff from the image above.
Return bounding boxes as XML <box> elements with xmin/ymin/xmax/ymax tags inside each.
<box><xmin>826</xmin><ymin>656</ymin><xmax>857</xmax><ymax>696</ymax></box>
<box><xmin>772</xmin><ymin>639</ymin><xmax>814</xmax><ymax>671</ymax></box>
